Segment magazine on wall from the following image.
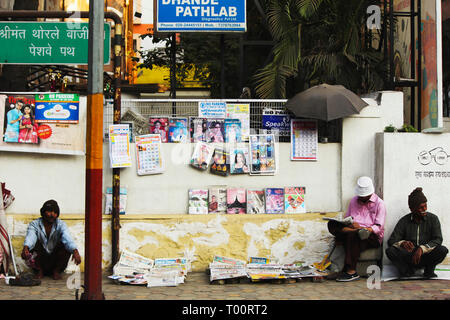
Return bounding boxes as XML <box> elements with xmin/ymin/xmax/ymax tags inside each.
<box><xmin>189</xmin><ymin>117</ymin><xmax>207</xmax><ymax>142</ymax></box>
<box><xmin>168</xmin><ymin>117</ymin><xmax>188</xmax><ymax>143</ymax></box>
<box><xmin>135</xmin><ymin>134</ymin><xmax>164</xmax><ymax>175</ymax></box>
<box><xmin>265</xmin><ymin>188</ymin><xmax>285</xmax><ymax>214</ymax></box>
<box><xmin>210</xmin><ymin>147</ymin><xmax>229</xmax><ymax>176</ymax></box>
<box><xmin>226</xmin><ymin>188</ymin><xmax>246</xmax><ymax>214</ymax></box>
<box><xmin>190</xmin><ymin>141</ymin><xmax>214</xmax><ymax>171</ymax></box>
<box><xmin>246</xmin><ymin>189</ymin><xmax>265</xmax><ymax>214</ymax></box>
<box><xmin>224</xmin><ymin>119</ymin><xmax>242</xmax><ymax>143</ymax></box>
<box><xmin>208</xmin><ymin>186</ymin><xmax>227</xmax><ymax>214</ymax></box>
<box><xmin>149</xmin><ymin>117</ymin><xmax>169</xmax><ymax>143</ymax></box>
<box><xmin>206</xmin><ymin>119</ymin><xmax>225</xmax><ymax>143</ymax></box>
<box><xmin>249</xmin><ymin>134</ymin><xmax>276</xmax><ymax>175</ymax></box>
<box><xmin>226</xmin><ymin>103</ymin><xmax>250</xmax><ymax>141</ymax></box>
<box><xmin>229</xmin><ymin>144</ymin><xmax>249</xmax><ymax>174</ymax></box>
<box><xmin>284</xmin><ymin>187</ymin><xmax>306</xmax><ymax>213</ymax></box>
<box><xmin>188</xmin><ymin>189</ymin><xmax>209</xmax><ymax>214</ymax></box>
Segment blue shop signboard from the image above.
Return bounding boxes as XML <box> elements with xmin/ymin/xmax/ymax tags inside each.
<box><xmin>262</xmin><ymin>109</ymin><xmax>291</xmax><ymax>136</ymax></box>
<box><xmin>156</xmin><ymin>0</ymin><xmax>246</xmax><ymax>32</ymax></box>
<box><xmin>35</xmin><ymin>93</ymin><xmax>79</xmax><ymax>124</ymax></box>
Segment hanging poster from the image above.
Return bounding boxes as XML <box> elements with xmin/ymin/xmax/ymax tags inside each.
<box><xmin>109</xmin><ymin>124</ymin><xmax>132</xmax><ymax>168</ymax></box>
<box><xmin>198</xmin><ymin>101</ymin><xmax>227</xmax><ymax>118</ymax></box>
<box><xmin>248</xmin><ymin>134</ymin><xmax>276</xmax><ymax>175</ymax></box>
<box><xmin>226</xmin><ymin>103</ymin><xmax>250</xmax><ymax>141</ymax></box>
<box><xmin>0</xmin><ymin>93</ymin><xmax>85</xmax><ymax>155</ymax></box>
<box><xmin>290</xmin><ymin>119</ymin><xmax>318</xmax><ymax>161</ymax></box>
<box><xmin>135</xmin><ymin>134</ymin><xmax>164</xmax><ymax>175</ymax></box>
<box><xmin>34</xmin><ymin>93</ymin><xmax>79</xmax><ymax>124</ymax></box>
<box><xmin>284</xmin><ymin>187</ymin><xmax>306</xmax><ymax>214</ymax></box>
<box><xmin>210</xmin><ymin>148</ymin><xmax>229</xmax><ymax>176</ymax></box>
<box><xmin>149</xmin><ymin>117</ymin><xmax>169</xmax><ymax>143</ymax></box>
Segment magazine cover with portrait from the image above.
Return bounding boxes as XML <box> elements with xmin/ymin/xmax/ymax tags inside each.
<box><xmin>206</xmin><ymin>119</ymin><xmax>225</xmax><ymax>143</ymax></box>
<box><xmin>229</xmin><ymin>145</ymin><xmax>249</xmax><ymax>174</ymax></box>
<box><xmin>149</xmin><ymin>117</ymin><xmax>169</xmax><ymax>143</ymax></box>
<box><xmin>168</xmin><ymin>117</ymin><xmax>188</xmax><ymax>143</ymax></box>
<box><xmin>208</xmin><ymin>186</ymin><xmax>227</xmax><ymax>214</ymax></box>
<box><xmin>2</xmin><ymin>95</ymin><xmax>39</xmax><ymax>144</ymax></box>
<box><xmin>226</xmin><ymin>188</ymin><xmax>246</xmax><ymax>214</ymax></box>
<box><xmin>189</xmin><ymin>117</ymin><xmax>207</xmax><ymax>142</ymax></box>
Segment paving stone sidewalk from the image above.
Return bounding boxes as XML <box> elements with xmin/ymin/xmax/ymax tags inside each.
<box><xmin>0</xmin><ymin>272</ymin><xmax>448</xmax><ymax>301</ymax></box>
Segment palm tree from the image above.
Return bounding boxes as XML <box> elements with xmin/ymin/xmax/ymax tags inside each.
<box><xmin>253</xmin><ymin>0</ymin><xmax>386</xmax><ymax>99</ymax></box>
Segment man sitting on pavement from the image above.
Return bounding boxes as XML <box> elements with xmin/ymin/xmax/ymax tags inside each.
<box><xmin>385</xmin><ymin>187</ymin><xmax>448</xmax><ymax>278</ymax></box>
<box><xmin>21</xmin><ymin>199</ymin><xmax>81</xmax><ymax>280</ymax></box>
<box><xmin>327</xmin><ymin>176</ymin><xmax>386</xmax><ymax>282</ymax></box>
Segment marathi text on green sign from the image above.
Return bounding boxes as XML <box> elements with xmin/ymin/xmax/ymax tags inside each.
<box><xmin>0</xmin><ymin>22</ymin><xmax>111</xmax><ymax>64</ymax></box>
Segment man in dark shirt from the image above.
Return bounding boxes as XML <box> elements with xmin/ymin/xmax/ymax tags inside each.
<box><xmin>386</xmin><ymin>188</ymin><xmax>448</xmax><ymax>278</ymax></box>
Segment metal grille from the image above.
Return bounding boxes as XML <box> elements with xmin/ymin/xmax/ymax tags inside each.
<box><xmin>104</xmin><ymin>99</ymin><xmax>341</xmax><ymax>143</ymax></box>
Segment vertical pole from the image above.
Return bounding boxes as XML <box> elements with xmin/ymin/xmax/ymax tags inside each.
<box><xmin>417</xmin><ymin>0</ymin><xmax>422</xmax><ymax>131</ymax></box>
<box><xmin>85</xmin><ymin>1</ymin><xmax>105</xmax><ymax>300</ymax></box>
<box><xmin>411</xmin><ymin>0</ymin><xmax>416</xmax><ymax>128</ymax></box>
<box><xmin>171</xmin><ymin>33</ymin><xmax>176</xmax><ymax>115</ymax></box>
<box><xmin>111</xmin><ymin>21</ymin><xmax>123</xmax><ymax>268</ymax></box>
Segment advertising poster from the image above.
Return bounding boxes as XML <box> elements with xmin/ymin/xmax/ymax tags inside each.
<box><xmin>290</xmin><ymin>119</ymin><xmax>318</xmax><ymax>161</ymax></box>
<box><xmin>135</xmin><ymin>134</ymin><xmax>164</xmax><ymax>175</ymax></box>
<box><xmin>0</xmin><ymin>93</ymin><xmax>85</xmax><ymax>155</ymax></box>
<box><xmin>262</xmin><ymin>109</ymin><xmax>291</xmax><ymax>137</ymax></box>
<box><xmin>226</xmin><ymin>103</ymin><xmax>250</xmax><ymax>141</ymax></box>
<box><xmin>198</xmin><ymin>101</ymin><xmax>227</xmax><ymax>118</ymax></box>
<box><xmin>35</xmin><ymin>93</ymin><xmax>79</xmax><ymax>124</ymax></box>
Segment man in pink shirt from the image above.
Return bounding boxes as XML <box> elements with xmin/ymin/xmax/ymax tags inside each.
<box><xmin>327</xmin><ymin>176</ymin><xmax>386</xmax><ymax>281</ymax></box>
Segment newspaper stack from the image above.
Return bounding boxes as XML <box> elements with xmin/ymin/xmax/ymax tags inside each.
<box><xmin>209</xmin><ymin>255</ymin><xmax>247</xmax><ymax>282</ymax></box>
<box><xmin>145</xmin><ymin>258</ymin><xmax>189</xmax><ymax>287</ymax></box>
<box><xmin>246</xmin><ymin>262</ymin><xmax>284</xmax><ymax>280</ymax></box>
<box><xmin>110</xmin><ymin>250</ymin><xmax>154</xmax><ymax>285</ymax></box>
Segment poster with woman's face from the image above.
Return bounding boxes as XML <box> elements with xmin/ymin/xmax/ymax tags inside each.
<box><xmin>3</xmin><ymin>95</ymin><xmax>39</xmax><ymax>144</ymax></box>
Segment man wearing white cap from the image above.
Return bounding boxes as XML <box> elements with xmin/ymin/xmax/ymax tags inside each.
<box><xmin>327</xmin><ymin>176</ymin><xmax>386</xmax><ymax>281</ymax></box>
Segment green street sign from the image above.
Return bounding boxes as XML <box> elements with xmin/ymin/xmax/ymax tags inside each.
<box><xmin>0</xmin><ymin>22</ymin><xmax>111</xmax><ymax>64</ymax></box>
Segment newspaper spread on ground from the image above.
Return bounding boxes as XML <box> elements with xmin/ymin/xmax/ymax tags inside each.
<box><xmin>209</xmin><ymin>255</ymin><xmax>247</xmax><ymax>282</ymax></box>
<box><xmin>109</xmin><ymin>251</ymin><xmax>190</xmax><ymax>287</ymax></box>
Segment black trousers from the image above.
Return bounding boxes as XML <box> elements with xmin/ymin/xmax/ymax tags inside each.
<box><xmin>327</xmin><ymin>220</ymin><xmax>380</xmax><ymax>271</ymax></box>
<box><xmin>385</xmin><ymin>245</ymin><xmax>448</xmax><ymax>276</ymax></box>
<box><xmin>31</xmin><ymin>242</ymin><xmax>71</xmax><ymax>275</ymax></box>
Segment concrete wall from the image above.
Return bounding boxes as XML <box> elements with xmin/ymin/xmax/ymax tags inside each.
<box><xmin>376</xmin><ymin>132</ymin><xmax>450</xmax><ymax>265</ymax></box>
<box><xmin>1</xmin><ymin>91</ymin><xmax>412</xmax><ymax>271</ymax></box>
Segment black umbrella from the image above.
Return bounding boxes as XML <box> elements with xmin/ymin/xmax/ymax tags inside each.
<box><xmin>285</xmin><ymin>84</ymin><xmax>368</xmax><ymax>121</ymax></box>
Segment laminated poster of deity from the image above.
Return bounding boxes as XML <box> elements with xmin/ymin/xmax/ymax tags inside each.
<box><xmin>226</xmin><ymin>188</ymin><xmax>246</xmax><ymax>214</ymax></box>
<box><xmin>149</xmin><ymin>117</ymin><xmax>169</xmax><ymax>143</ymax></box>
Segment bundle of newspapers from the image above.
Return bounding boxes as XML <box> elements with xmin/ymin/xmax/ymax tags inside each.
<box><xmin>109</xmin><ymin>250</ymin><xmax>190</xmax><ymax>287</ymax></box>
<box><xmin>209</xmin><ymin>256</ymin><xmax>247</xmax><ymax>282</ymax></box>
<box><xmin>209</xmin><ymin>256</ymin><xmax>324</xmax><ymax>282</ymax></box>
